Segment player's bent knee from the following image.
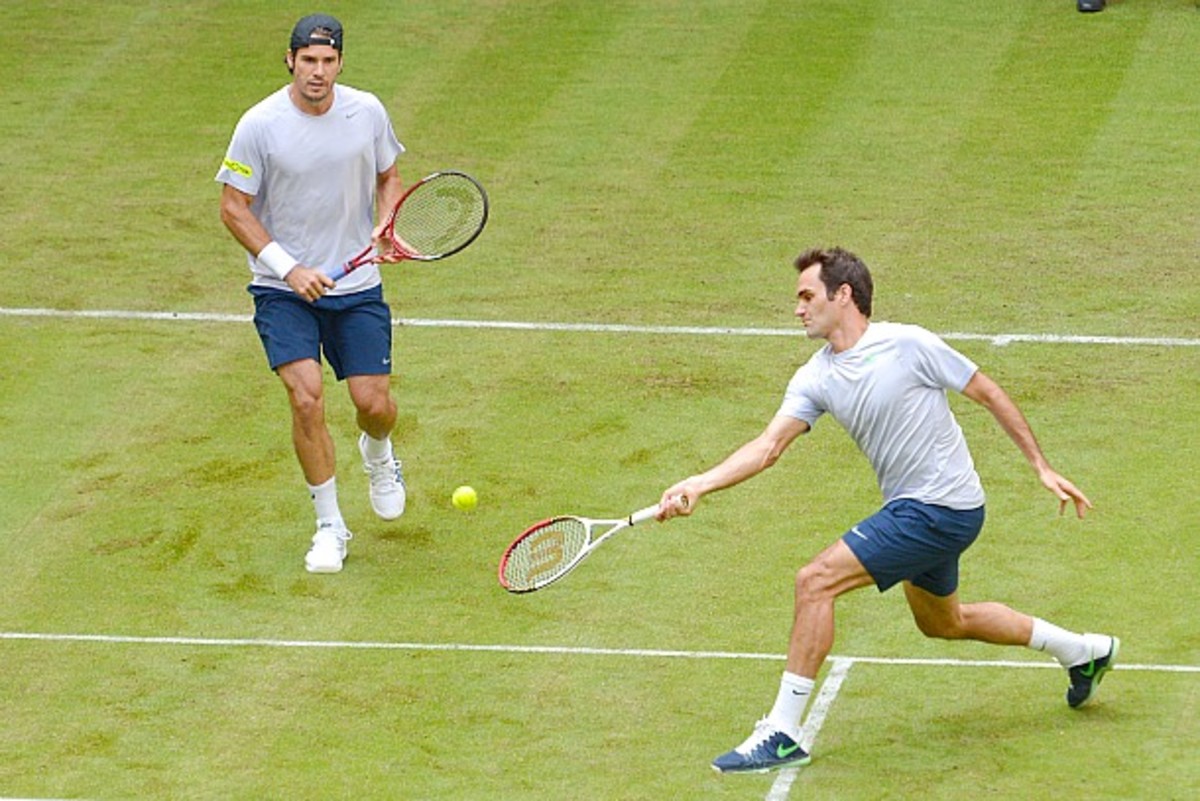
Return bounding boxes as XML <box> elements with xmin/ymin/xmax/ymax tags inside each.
<box><xmin>288</xmin><ymin>389</ymin><xmax>325</xmax><ymax>421</ymax></box>
<box><xmin>795</xmin><ymin>560</ymin><xmax>834</xmax><ymax>602</ymax></box>
<box><xmin>356</xmin><ymin>395</ymin><xmax>391</xmax><ymax>419</ymax></box>
<box><xmin>350</xmin><ymin>382</ymin><xmax>395</xmax><ymax>420</ymax></box>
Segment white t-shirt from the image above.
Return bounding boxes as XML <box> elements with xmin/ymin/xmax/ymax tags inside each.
<box><xmin>778</xmin><ymin>322</ymin><xmax>986</xmax><ymax>510</ymax></box>
<box><xmin>215</xmin><ymin>84</ymin><xmax>405</xmax><ymax>295</ymax></box>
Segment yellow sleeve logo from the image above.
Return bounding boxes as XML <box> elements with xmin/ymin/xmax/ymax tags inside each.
<box><xmin>222</xmin><ymin>157</ymin><xmax>253</xmax><ymax>177</ymax></box>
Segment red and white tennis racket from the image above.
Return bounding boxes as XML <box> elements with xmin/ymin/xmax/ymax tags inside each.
<box><xmin>327</xmin><ymin>170</ymin><xmax>488</xmax><ymax>281</ymax></box>
<box><xmin>498</xmin><ymin>498</ymin><xmax>686</xmax><ymax>593</ymax></box>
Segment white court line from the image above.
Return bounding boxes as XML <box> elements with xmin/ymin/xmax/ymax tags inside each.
<box><xmin>767</xmin><ymin>658</ymin><xmax>854</xmax><ymax>801</ymax></box>
<box><xmin>1</xmin><ymin>631</ymin><xmax>1196</xmax><ymax>672</ymax></box>
<box><xmin>0</xmin><ymin>631</ymin><xmax>782</xmax><ymax>661</ymax></box>
<box><xmin>1</xmin><ymin>306</ymin><xmax>1198</xmax><ymax>347</ymax></box>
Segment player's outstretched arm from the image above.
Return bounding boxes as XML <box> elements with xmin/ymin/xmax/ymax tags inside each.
<box><xmin>962</xmin><ymin>370</ymin><xmax>1093</xmax><ymax>518</ymax></box>
<box><xmin>658</xmin><ymin>415</ymin><xmax>808</xmax><ymax>520</ymax></box>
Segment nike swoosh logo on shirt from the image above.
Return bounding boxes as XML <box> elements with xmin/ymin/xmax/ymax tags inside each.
<box><xmin>851</xmin><ymin>526</ymin><xmax>868</xmax><ymax>540</ymax></box>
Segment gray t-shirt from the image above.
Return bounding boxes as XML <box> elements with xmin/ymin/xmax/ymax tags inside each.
<box><xmin>215</xmin><ymin>84</ymin><xmax>405</xmax><ymax>295</ymax></box>
<box><xmin>778</xmin><ymin>322</ymin><xmax>986</xmax><ymax>510</ymax></box>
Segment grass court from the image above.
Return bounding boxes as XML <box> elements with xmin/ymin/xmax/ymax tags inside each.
<box><xmin>1</xmin><ymin>2</ymin><xmax>1198</xmax><ymax>799</ymax></box>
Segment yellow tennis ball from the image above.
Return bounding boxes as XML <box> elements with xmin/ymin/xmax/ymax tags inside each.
<box><xmin>452</xmin><ymin>485</ymin><xmax>478</xmax><ymax>511</ymax></box>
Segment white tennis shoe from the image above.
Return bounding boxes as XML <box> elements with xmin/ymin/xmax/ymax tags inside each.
<box><xmin>359</xmin><ymin>433</ymin><xmax>406</xmax><ymax>520</ymax></box>
<box><xmin>305</xmin><ymin>521</ymin><xmax>352</xmax><ymax>574</ymax></box>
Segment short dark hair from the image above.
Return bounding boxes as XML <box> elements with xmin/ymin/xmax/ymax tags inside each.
<box><xmin>794</xmin><ymin>247</ymin><xmax>873</xmax><ymax>317</ymax></box>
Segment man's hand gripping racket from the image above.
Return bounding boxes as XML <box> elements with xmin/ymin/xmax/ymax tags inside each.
<box><xmin>498</xmin><ymin>496</ymin><xmax>689</xmax><ymax>593</ymax></box>
<box><xmin>327</xmin><ymin>170</ymin><xmax>488</xmax><ymax>281</ymax></box>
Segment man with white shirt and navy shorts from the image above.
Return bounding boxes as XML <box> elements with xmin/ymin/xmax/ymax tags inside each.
<box><xmin>216</xmin><ymin>14</ymin><xmax>407</xmax><ymax>574</ymax></box>
<box><xmin>657</xmin><ymin>247</ymin><xmax>1118</xmax><ymax>773</ymax></box>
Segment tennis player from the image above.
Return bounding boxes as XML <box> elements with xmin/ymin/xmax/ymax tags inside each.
<box><xmin>216</xmin><ymin>14</ymin><xmax>407</xmax><ymax>573</ymax></box>
<box><xmin>657</xmin><ymin>247</ymin><xmax>1118</xmax><ymax>773</ymax></box>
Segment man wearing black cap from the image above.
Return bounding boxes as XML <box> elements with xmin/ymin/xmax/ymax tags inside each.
<box><xmin>216</xmin><ymin>14</ymin><xmax>409</xmax><ymax>574</ymax></box>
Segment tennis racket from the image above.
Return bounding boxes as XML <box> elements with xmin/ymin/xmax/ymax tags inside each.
<box><xmin>498</xmin><ymin>498</ymin><xmax>686</xmax><ymax>593</ymax></box>
<box><xmin>327</xmin><ymin>170</ymin><xmax>488</xmax><ymax>281</ymax></box>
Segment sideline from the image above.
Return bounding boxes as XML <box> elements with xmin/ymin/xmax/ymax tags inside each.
<box><xmin>2</xmin><ymin>631</ymin><xmax>1196</xmax><ymax>672</ymax></box>
<box><xmin>767</xmin><ymin>658</ymin><xmax>854</xmax><ymax>801</ymax></box>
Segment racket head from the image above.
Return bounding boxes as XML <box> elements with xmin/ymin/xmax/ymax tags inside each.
<box><xmin>498</xmin><ymin>516</ymin><xmax>592</xmax><ymax>593</ymax></box>
<box><xmin>388</xmin><ymin>170</ymin><xmax>488</xmax><ymax>261</ymax></box>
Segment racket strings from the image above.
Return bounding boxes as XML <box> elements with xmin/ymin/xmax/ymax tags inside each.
<box><xmin>501</xmin><ymin>518</ymin><xmax>589</xmax><ymax>591</ymax></box>
<box><xmin>392</xmin><ymin>174</ymin><xmax>486</xmax><ymax>257</ymax></box>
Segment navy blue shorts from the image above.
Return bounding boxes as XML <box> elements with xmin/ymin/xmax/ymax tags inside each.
<box><xmin>249</xmin><ymin>285</ymin><xmax>393</xmax><ymax>380</ymax></box>
<box><xmin>842</xmin><ymin>499</ymin><xmax>985</xmax><ymax>597</ymax></box>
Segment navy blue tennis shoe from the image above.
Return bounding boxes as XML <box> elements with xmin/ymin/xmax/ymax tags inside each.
<box><xmin>711</xmin><ymin>719</ymin><xmax>811</xmax><ymax>774</ymax></box>
<box><xmin>1067</xmin><ymin>634</ymin><xmax>1120</xmax><ymax>708</ymax></box>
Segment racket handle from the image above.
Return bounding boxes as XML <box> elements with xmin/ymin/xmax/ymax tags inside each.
<box><xmin>329</xmin><ymin>244</ymin><xmax>376</xmax><ymax>282</ymax></box>
<box><xmin>631</xmin><ymin>494</ymin><xmax>688</xmax><ymax>524</ymax></box>
<box><xmin>631</xmin><ymin>502</ymin><xmax>669</xmax><ymax>525</ymax></box>
<box><xmin>630</xmin><ymin>507</ymin><xmax>657</xmax><ymax>525</ymax></box>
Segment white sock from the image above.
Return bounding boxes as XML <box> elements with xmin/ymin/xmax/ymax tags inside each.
<box><xmin>1028</xmin><ymin>618</ymin><xmax>1091</xmax><ymax>667</ymax></box>
<box><xmin>767</xmin><ymin>671</ymin><xmax>814</xmax><ymax>738</ymax></box>
<box><xmin>308</xmin><ymin>477</ymin><xmax>343</xmax><ymax>526</ymax></box>
<box><xmin>362</xmin><ymin>433</ymin><xmax>392</xmax><ymax>462</ymax></box>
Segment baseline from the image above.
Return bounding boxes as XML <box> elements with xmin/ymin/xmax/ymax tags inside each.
<box><xmin>1</xmin><ymin>306</ymin><xmax>1198</xmax><ymax>348</ymax></box>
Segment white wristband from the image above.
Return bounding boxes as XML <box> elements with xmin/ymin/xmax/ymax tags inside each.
<box><xmin>256</xmin><ymin>241</ymin><xmax>298</xmax><ymax>280</ymax></box>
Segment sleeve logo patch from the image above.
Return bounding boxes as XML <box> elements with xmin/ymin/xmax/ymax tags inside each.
<box><xmin>222</xmin><ymin>157</ymin><xmax>253</xmax><ymax>177</ymax></box>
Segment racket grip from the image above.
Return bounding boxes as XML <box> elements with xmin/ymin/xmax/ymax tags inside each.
<box><xmin>328</xmin><ymin>243</ymin><xmax>376</xmax><ymax>282</ymax></box>
<box><xmin>630</xmin><ymin>504</ymin><xmax>664</xmax><ymax>525</ymax></box>
<box><xmin>631</xmin><ymin>494</ymin><xmax>687</xmax><ymax>524</ymax></box>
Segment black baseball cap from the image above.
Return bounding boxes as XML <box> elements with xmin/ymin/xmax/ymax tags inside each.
<box><xmin>290</xmin><ymin>13</ymin><xmax>343</xmax><ymax>52</ymax></box>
